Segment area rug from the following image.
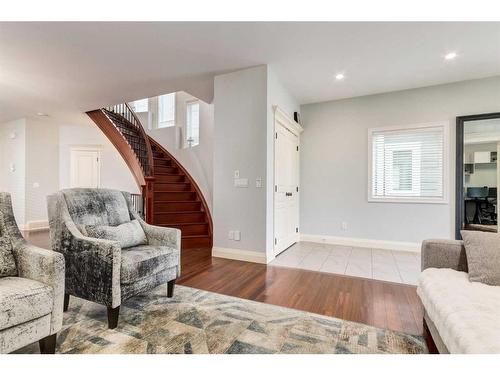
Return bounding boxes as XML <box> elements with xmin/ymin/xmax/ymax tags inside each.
<box><xmin>16</xmin><ymin>285</ymin><xmax>427</xmax><ymax>354</ymax></box>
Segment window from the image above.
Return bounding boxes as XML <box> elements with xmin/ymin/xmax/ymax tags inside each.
<box><xmin>369</xmin><ymin>122</ymin><xmax>448</xmax><ymax>203</ymax></box>
<box><xmin>186</xmin><ymin>101</ymin><xmax>200</xmax><ymax>147</ymax></box>
<box><xmin>158</xmin><ymin>93</ymin><xmax>176</xmax><ymax>128</ymax></box>
<box><xmin>131</xmin><ymin>98</ymin><xmax>148</xmax><ymax>113</ymax></box>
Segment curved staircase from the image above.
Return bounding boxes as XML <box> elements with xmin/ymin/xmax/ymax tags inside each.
<box><xmin>87</xmin><ymin>103</ymin><xmax>212</xmax><ymax>249</ymax></box>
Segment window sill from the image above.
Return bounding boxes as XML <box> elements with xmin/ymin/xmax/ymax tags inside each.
<box><xmin>368</xmin><ymin>197</ymin><xmax>449</xmax><ymax>204</ymax></box>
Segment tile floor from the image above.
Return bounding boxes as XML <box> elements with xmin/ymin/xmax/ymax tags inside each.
<box><xmin>269</xmin><ymin>241</ymin><xmax>421</xmax><ymax>285</ymax></box>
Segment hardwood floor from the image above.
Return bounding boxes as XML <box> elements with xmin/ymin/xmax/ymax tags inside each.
<box><xmin>24</xmin><ymin>230</ymin><xmax>428</xmax><ymax>339</ymax></box>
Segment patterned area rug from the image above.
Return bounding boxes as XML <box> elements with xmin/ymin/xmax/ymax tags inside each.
<box><xmin>17</xmin><ymin>285</ymin><xmax>427</xmax><ymax>354</ymax></box>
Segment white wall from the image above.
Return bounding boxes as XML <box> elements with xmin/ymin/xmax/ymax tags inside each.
<box><xmin>145</xmin><ymin>92</ymin><xmax>214</xmax><ymax>210</ymax></box>
<box><xmin>59</xmin><ymin>121</ymin><xmax>139</xmax><ymax>194</ymax></box>
<box><xmin>300</xmin><ymin>76</ymin><xmax>500</xmax><ymax>244</ymax></box>
<box><xmin>0</xmin><ymin>119</ymin><xmax>26</xmax><ymax>226</ymax></box>
<box><xmin>1</xmin><ymin>116</ymin><xmax>140</xmax><ymax>229</ymax></box>
<box><xmin>25</xmin><ymin>118</ymin><xmax>60</xmax><ymax>226</ymax></box>
<box><xmin>214</xmin><ymin>66</ymin><xmax>268</xmax><ymax>252</ymax></box>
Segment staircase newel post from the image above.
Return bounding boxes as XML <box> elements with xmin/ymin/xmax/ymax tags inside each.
<box><xmin>144</xmin><ymin>177</ymin><xmax>155</xmax><ymax>224</ymax></box>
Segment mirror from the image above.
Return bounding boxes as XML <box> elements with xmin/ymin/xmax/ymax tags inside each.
<box><xmin>456</xmin><ymin>113</ymin><xmax>500</xmax><ymax>238</ymax></box>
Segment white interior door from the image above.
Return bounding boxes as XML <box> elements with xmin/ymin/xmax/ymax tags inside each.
<box><xmin>274</xmin><ymin>123</ymin><xmax>300</xmax><ymax>256</ymax></box>
<box><xmin>70</xmin><ymin>148</ymin><xmax>101</xmax><ymax>188</ymax></box>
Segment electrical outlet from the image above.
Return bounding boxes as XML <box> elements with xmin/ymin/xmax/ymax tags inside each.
<box><xmin>234</xmin><ymin>230</ymin><xmax>241</xmax><ymax>241</ymax></box>
<box><xmin>341</xmin><ymin>222</ymin><xmax>348</xmax><ymax>231</ymax></box>
<box><xmin>255</xmin><ymin>178</ymin><xmax>262</xmax><ymax>188</ymax></box>
<box><xmin>228</xmin><ymin>231</ymin><xmax>234</xmax><ymax>240</ymax></box>
<box><xmin>234</xmin><ymin>170</ymin><xmax>240</xmax><ymax>179</ymax></box>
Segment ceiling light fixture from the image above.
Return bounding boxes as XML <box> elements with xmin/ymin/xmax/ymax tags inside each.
<box><xmin>36</xmin><ymin>112</ymin><xmax>49</xmax><ymax>117</ymax></box>
<box><xmin>335</xmin><ymin>73</ymin><xmax>345</xmax><ymax>81</ymax></box>
<box><xmin>444</xmin><ymin>52</ymin><xmax>458</xmax><ymax>60</ymax></box>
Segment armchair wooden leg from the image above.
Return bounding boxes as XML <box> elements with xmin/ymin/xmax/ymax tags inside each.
<box><xmin>107</xmin><ymin>306</ymin><xmax>120</xmax><ymax>329</ymax></box>
<box><xmin>63</xmin><ymin>293</ymin><xmax>70</xmax><ymax>312</ymax></box>
<box><xmin>39</xmin><ymin>334</ymin><xmax>57</xmax><ymax>354</ymax></box>
<box><xmin>167</xmin><ymin>279</ymin><xmax>176</xmax><ymax>298</ymax></box>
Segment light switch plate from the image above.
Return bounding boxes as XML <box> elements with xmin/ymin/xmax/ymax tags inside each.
<box><xmin>234</xmin><ymin>178</ymin><xmax>248</xmax><ymax>188</ymax></box>
<box><xmin>228</xmin><ymin>231</ymin><xmax>234</xmax><ymax>240</ymax></box>
<box><xmin>234</xmin><ymin>230</ymin><xmax>241</xmax><ymax>241</ymax></box>
<box><xmin>234</xmin><ymin>170</ymin><xmax>240</xmax><ymax>179</ymax></box>
<box><xmin>255</xmin><ymin>178</ymin><xmax>262</xmax><ymax>188</ymax></box>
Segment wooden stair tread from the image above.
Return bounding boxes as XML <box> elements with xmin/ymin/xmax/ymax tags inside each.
<box><xmin>159</xmin><ymin>222</ymin><xmax>208</xmax><ymax>226</ymax></box>
<box><xmin>155</xmin><ymin>210</ymin><xmax>203</xmax><ymax>214</ymax></box>
<box><xmin>154</xmin><ymin>172</ymin><xmax>183</xmax><ymax>176</ymax></box>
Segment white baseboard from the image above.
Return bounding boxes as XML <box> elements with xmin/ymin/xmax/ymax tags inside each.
<box><xmin>212</xmin><ymin>247</ymin><xmax>269</xmax><ymax>264</ymax></box>
<box><xmin>21</xmin><ymin>220</ymin><xmax>49</xmax><ymax>232</ymax></box>
<box><xmin>300</xmin><ymin>234</ymin><xmax>421</xmax><ymax>253</ymax></box>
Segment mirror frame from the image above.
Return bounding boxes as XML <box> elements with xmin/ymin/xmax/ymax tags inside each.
<box><xmin>455</xmin><ymin>112</ymin><xmax>500</xmax><ymax>239</ymax></box>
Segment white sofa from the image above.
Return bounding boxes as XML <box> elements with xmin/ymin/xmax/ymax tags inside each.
<box><xmin>417</xmin><ymin>239</ymin><xmax>500</xmax><ymax>354</ymax></box>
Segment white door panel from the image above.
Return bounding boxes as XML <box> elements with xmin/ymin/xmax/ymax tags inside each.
<box><xmin>70</xmin><ymin>148</ymin><xmax>101</xmax><ymax>188</ymax></box>
<box><xmin>274</xmin><ymin>123</ymin><xmax>300</xmax><ymax>256</ymax></box>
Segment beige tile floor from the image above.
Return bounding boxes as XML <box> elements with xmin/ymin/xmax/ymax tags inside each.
<box><xmin>269</xmin><ymin>241</ymin><xmax>420</xmax><ymax>285</ymax></box>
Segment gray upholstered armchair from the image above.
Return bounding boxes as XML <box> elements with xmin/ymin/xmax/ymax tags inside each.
<box><xmin>0</xmin><ymin>193</ymin><xmax>64</xmax><ymax>354</ymax></box>
<box><xmin>47</xmin><ymin>188</ymin><xmax>181</xmax><ymax>329</ymax></box>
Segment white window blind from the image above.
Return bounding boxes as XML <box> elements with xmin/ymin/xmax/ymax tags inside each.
<box><xmin>186</xmin><ymin>101</ymin><xmax>200</xmax><ymax>147</ymax></box>
<box><xmin>369</xmin><ymin>123</ymin><xmax>447</xmax><ymax>203</ymax></box>
<box><xmin>158</xmin><ymin>93</ymin><xmax>176</xmax><ymax>128</ymax></box>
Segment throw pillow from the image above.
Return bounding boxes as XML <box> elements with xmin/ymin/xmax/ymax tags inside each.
<box><xmin>0</xmin><ymin>212</ymin><xmax>17</xmax><ymax>277</ymax></box>
<box><xmin>85</xmin><ymin>219</ymin><xmax>147</xmax><ymax>249</ymax></box>
<box><xmin>461</xmin><ymin>230</ymin><xmax>500</xmax><ymax>286</ymax></box>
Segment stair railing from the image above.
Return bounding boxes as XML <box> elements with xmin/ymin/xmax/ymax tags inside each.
<box><xmin>103</xmin><ymin>103</ymin><xmax>154</xmax><ymax>177</ymax></box>
<box><xmin>95</xmin><ymin>103</ymin><xmax>155</xmax><ymax>222</ymax></box>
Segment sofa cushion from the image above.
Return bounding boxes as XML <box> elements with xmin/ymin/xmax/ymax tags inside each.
<box><xmin>62</xmin><ymin>188</ymin><xmax>131</xmax><ymax>227</ymax></box>
<box><xmin>0</xmin><ymin>277</ymin><xmax>53</xmax><ymax>330</ymax></box>
<box><xmin>0</xmin><ymin>212</ymin><xmax>17</xmax><ymax>278</ymax></box>
<box><xmin>417</xmin><ymin>268</ymin><xmax>500</xmax><ymax>353</ymax></box>
<box><xmin>86</xmin><ymin>219</ymin><xmax>147</xmax><ymax>249</ymax></box>
<box><xmin>120</xmin><ymin>245</ymin><xmax>179</xmax><ymax>284</ymax></box>
<box><xmin>460</xmin><ymin>230</ymin><xmax>500</xmax><ymax>286</ymax></box>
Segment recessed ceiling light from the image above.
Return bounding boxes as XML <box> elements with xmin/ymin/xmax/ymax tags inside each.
<box><xmin>36</xmin><ymin>112</ymin><xmax>49</xmax><ymax>117</ymax></box>
<box><xmin>444</xmin><ymin>52</ymin><xmax>458</xmax><ymax>60</ymax></box>
<box><xmin>335</xmin><ymin>73</ymin><xmax>345</xmax><ymax>81</ymax></box>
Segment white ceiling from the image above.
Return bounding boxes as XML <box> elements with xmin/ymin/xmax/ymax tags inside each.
<box><xmin>1</xmin><ymin>22</ymin><xmax>500</xmax><ymax>123</ymax></box>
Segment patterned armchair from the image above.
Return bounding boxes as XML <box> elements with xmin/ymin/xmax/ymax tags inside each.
<box><xmin>0</xmin><ymin>193</ymin><xmax>64</xmax><ymax>354</ymax></box>
<box><xmin>47</xmin><ymin>188</ymin><xmax>181</xmax><ymax>329</ymax></box>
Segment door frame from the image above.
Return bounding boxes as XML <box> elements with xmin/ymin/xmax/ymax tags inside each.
<box><xmin>70</xmin><ymin>145</ymin><xmax>102</xmax><ymax>188</ymax></box>
<box><xmin>273</xmin><ymin>106</ymin><xmax>304</xmax><ymax>256</ymax></box>
<box><xmin>455</xmin><ymin>112</ymin><xmax>500</xmax><ymax>239</ymax></box>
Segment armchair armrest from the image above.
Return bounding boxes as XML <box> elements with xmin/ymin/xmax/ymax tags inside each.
<box><xmin>135</xmin><ymin>216</ymin><xmax>181</xmax><ymax>250</ymax></box>
<box><xmin>13</xmin><ymin>242</ymin><xmax>65</xmax><ymax>335</ymax></box>
<box><xmin>64</xmin><ymin>221</ymin><xmax>122</xmax><ymax>308</ymax></box>
<box><xmin>421</xmin><ymin>239</ymin><xmax>468</xmax><ymax>272</ymax></box>
<box><xmin>47</xmin><ymin>193</ymin><xmax>122</xmax><ymax>308</ymax></box>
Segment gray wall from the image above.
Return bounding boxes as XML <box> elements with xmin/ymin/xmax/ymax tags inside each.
<box><xmin>300</xmin><ymin>76</ymin><xmax>500</xmax><ymax>244</ymax></box>
<box><xmin>214</xmin><ymin>66</ymin><xmax>268</xmax><ymax>251</ymax></box>
<box><xmin>213</xmin><ymin>65</ymin><xmax>299</xmax><ymax>256</ymax></box>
